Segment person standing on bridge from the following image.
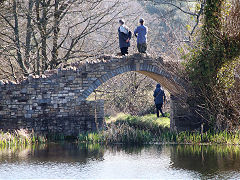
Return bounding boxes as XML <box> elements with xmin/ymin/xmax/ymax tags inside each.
<box><xmin>118</xmin><ymin>19</ymin><xmax>132</xmax><ymax>56</ymax></box>
<box><xmin>153</xmin><ymin>84</ymin><xmax>166</xmax><ymax>118</ymax></box>
<box><xmin>134</xmin><ymin>18</ymin><xmax>148</xmax><ymax>53</ymax></box>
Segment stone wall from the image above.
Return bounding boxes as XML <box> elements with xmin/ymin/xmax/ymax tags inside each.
<box><xmin>170</xmin><ymin>95</ymin><xmax>201</xmax><ymax>132</ymax></box>
<box><xmin>0</xmin><ymin>93</ymin><xmax>104</xmax><ymax>135</ymax></box>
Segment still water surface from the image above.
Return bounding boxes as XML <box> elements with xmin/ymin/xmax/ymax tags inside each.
<box><xmin>0</xmin><ymin>143</ymin><xmax>240</xmax><ymax>179</ymax></box>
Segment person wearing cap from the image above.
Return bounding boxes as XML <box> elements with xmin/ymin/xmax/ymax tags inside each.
<box><xmin>134</xmin><ymin>18</ymin><xmax>148</xmax><ymax>53</ymax></box>
<box><xmin>118</xmin><ymin>19</ymin><xmax>132</xmax><ymax>56</ymax></box>
<box><xmin>153</xmin><ymin>84</ymin><xmax>166</xmax><ymax>118</ymax></box>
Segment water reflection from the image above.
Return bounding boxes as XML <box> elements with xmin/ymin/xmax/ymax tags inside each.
<box><xmin>0</xmin><ymin>143</ymin><xmax>105</xmax><ymax>164</ymax></box>
<box><xmin>170</xmin><ymin>145</ymin><xmax>240</xmax><ymax>179</ymax></box>
<box><xmin>0</xmin><ymin>143</ymin><xmax>240</xmax><ymax>179</ymax></box>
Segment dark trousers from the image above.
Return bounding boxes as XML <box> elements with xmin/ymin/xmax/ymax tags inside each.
<box><xmin>137</xmin><ymin>43</ymin><xmax>147</xmax><ymax>53</ymax></box>
<box><xmin>156</xmin><ymin>103</ymin><xmax>164</xmax><ymax>118</ymax></box>
<box><xmin>120</xmin><ymin>47</ymin><xmax>129</xmax><ymax>56</ymax></box>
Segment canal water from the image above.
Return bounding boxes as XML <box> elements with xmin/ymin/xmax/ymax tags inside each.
<box><xmin>0</xmin><ymin>143</ymin><xmax>240</xmax><ymax>179</ymax></box>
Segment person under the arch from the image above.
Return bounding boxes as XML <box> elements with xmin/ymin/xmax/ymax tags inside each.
<box><xmin>134</xmin><ymin>18</ymin><xmax>148</xmax><ymax>53</ymax></box>
<box><xmin>118</xmin><ymin>19</ymin><xmax>132</xmax><ymax>56</ymax></box>
<box><xmin>153</xmin><ymin>84</ymin><xmax>166</xmax><ymax>118</ymax></box>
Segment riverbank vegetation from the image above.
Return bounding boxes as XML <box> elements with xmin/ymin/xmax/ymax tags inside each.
<box><xmin>78</xmin><ymin>113</ymin><xmax>169</xmax><ymax>145</ymax></box>
<box><xmin>182</xmin><ymin>0</ymin><xmax>240</xmax><ymax>130</ymax></box>
<box><xmin>78</xmin><ymin>114</ymin><xmax>240</xmax><ymax>145</ymax></box>
<box><xmin>2</xmin><ymin>114</ymin><xmax>240</xmax><ymax>147</ymax></box>
<box><xmin>0</xmin><ymin>129</ymin><xmax>46</xmax><ymax>147</ymax></box>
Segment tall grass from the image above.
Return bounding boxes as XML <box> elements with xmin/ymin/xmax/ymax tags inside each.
<box><xmin>78</xmin><ymin>123</ymin><xmax>153</xmax><ymax>145</ymax></box>
<box><xmin>78</xmin><ymin>114</ymin><xmax>240</xmax><ymax>145</ymax></box>
<box><xmin>0</xmin><ymin>129</ymin><xmax>46</xmax><ymax>147</ymax></box>
<box><xmin>78</xmin><ymin>113</ymin><xmax>170</xmax><ymax>145</ymax></box>
<box><xmin>174</xmin><ymin>131</ymin><xmax>240</xmax><ymax>145</ymax></box>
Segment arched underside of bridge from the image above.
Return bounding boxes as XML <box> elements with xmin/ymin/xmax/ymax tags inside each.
<box><xmin>0</xmin><ymin>55</ymin><xmax>200</xmax><ymax>135</ymax></box>
<box><xmin>81</xmin><ymin>64</ymin><xmax>185</xmax><ymax>100</ymax></box>
<box><xmin>78</xmin><ymin>61</ymin><xmax>199</xmax><ymax>132</ymax></box>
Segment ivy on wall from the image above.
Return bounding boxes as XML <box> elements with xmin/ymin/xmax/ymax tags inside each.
<box><xmin>184</xmin><ymin>0</ymin><xmax>240</xmax><ymax>130</ymax></box>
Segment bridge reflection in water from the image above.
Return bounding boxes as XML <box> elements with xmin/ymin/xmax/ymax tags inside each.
<box><xmin>0</xmin><ymin>144</ymin><xmax>240</xmax><ymax>179</ymax></box>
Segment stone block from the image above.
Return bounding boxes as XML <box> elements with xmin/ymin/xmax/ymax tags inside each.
<box><xmin>24</xmin><ymin>114</ymin><xmax>32</xmax><ymax>118</ymax></box>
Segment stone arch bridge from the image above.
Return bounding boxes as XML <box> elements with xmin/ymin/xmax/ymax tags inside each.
<box><xmin>0</xmin><ymin>54</ymin><xmax>199</xmax><ymax>136</ymax></box>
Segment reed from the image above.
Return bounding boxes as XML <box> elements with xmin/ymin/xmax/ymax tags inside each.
<box><xmin>174</xmin><ymin>130</ymin><xmax>240</xmax><ymax>145</ymax></box>
<box><xmin>78</xmin><ymin>123</ymin><xmax>153</xmax><ymax>145</ymax></box>
<box><xmin>78</xmin><ymin>113</ymin><xmax>170</xmax><ymax>145</ymax></box>
<box><xmin>78</xmin><ymin>114</ymin><xmax>240</xmax><ymax>145</ymax></box>
<box><xmin>0</xmin><ymin>129</ymin><xmax>46</xmax><ymax>147</ymax></box>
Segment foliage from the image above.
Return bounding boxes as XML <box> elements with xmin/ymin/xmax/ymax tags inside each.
<box><xmin>183</xmin><ymin>0</ymin><xmax>240</xmax><ymax>130</ymax></box>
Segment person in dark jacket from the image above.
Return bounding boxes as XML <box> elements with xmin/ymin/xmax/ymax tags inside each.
<box><xmin>118</xmin><ymin>19</ymin><xmax>132</xmax><ymax>56</ymax></box>
<box><xmin>153</xmin><ymin>84</ymin><xmax>166</xmax><ymax>118</ymax></box>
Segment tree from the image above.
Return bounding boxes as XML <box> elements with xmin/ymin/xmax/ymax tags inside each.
<box><xmin>184</xmin><ymin>0</ymin><xmax>240</xmax><ymax>130</ymax></box>
<box><xmin>88</xmin><ymin>71</ymin><xmax>170</xmax><ymax>116</ymax></box>
<box><xmin>141</xmin><ymin>0</ymin><xmax>206</xmax><ymax>36</ymax></box>
<box><xmin>0</xmin><ymin>0</ymin><xmax>123</xmax><ymax>80</ymax></box>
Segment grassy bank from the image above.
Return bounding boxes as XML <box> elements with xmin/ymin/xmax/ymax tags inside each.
<box><xmin>78</xmin><ymin>114</ymin><xmax>240</xmax><ymax>145</ymax></box>
<box><xmin>106</xmin><ymin>113</ymin><xmax>170</xmax><ymax>128</ymax></box>
<box><xmin>78</xmin><ymin>113</ymin><xmax>169</xmax><ymax>145</ymax></box>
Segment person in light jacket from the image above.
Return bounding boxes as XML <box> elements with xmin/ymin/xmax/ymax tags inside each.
<box><xmin>134</xmin><ymin>18</ymin><xmax>148</xmax><ymax>53</ymax></box>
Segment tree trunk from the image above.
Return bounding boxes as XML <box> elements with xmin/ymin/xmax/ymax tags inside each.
<box><xmin>51</xmin><ymin>0</ymin><xmax>60</xmax><ymax>69</ymax></box>
<box><xmin>25</xmin><ymin>0</ymin><xmax>34</xmax><ymax>70</ymax></box>
<box><xmin>13</xmin><ymin>0</ymin><xmax>28</xmax><ymax>75</ymax></box>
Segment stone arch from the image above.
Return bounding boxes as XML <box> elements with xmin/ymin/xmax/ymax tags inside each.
<box><xmin>81</xmin><ymin>63</ymin><xmax>185</xmax><ymax>99</ymax></box>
